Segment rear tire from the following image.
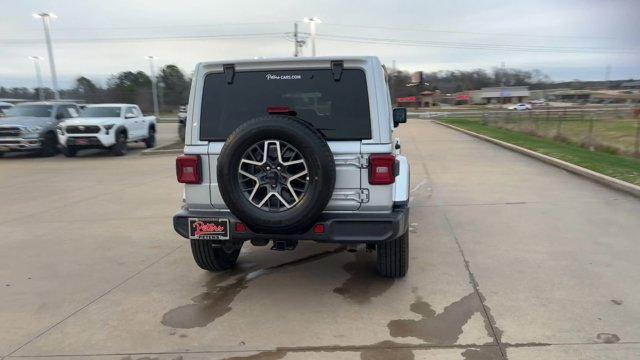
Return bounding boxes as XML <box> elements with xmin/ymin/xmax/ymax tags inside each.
<box><xmin>38</xmin><ymin>132</ymin><xmax>58</xmax><ymax>157</ymax></box>
<box><xmin>190</xmin><ymin>239</ymin><xmax>242</xmax><ymax>271</ymax></box>
<box><xmin>62</xmin><ymin>146</ymin><xmax>77</xmax><ymax>157</ymax></box>
<box><xmin>376</xmin><ymin>232</ymin><xmax>409</xmax><ymax>278</ymax></box>
<box><xmin>111</xmin><ymin>130</ymin><xmax>127</xmax><ymax>156</ymax></box>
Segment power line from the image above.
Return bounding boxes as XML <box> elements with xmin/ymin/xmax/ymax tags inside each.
<box><xmin>0</xmin><ymin>32</ymin><xmax>289</xmax><ymax>45</ymax></box>
<box><xmin>314</xmin><ymin>34</ymin><xmax>640</xmax><ymax>54</ymax></box>
<box><xmin>321</xmin><ymin>22</ymin><xmax>628</xmax><ymax>42</ymax></box>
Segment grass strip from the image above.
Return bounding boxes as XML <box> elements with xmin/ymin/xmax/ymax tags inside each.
<box><xmin>441</xmin><ymin>119</ymin><xmax>640</xmax><ymax>186</ymax></box>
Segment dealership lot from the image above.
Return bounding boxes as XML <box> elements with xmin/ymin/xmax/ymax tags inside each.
<box><xmin>1</xmin><ymin>120</ymin><xmax>640</xmax><ymax>359</ymax></box>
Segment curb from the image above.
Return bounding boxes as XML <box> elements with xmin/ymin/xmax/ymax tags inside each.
<box><xmin>434</xmin><ymin>120</ymin><xmax>640</xmax><ymax>199</ymax></box>
<box><xmin>141</xmin><ymin>142</ymin><xmax>184</xmax><ymax>156</ymax></box>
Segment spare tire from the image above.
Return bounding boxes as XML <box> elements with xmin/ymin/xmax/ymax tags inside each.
<box><xmin>217</xmin><ymin>115</ymin><xmax>335</xmax><ymax>233</ymax></box>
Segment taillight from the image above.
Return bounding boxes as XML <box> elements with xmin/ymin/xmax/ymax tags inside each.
<box><xmin>176</xmin><ymin>155</ymin><xmax>201</xmax><ymax>184</ymax></box>
<box><xmin>368</xmin><ymin>154</ymin><xmax>396</xmax><ymax>185</ymax></box>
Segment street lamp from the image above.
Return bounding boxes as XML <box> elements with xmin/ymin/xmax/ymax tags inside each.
<box><xmin>33</xmin><ymin>12</ymin><xmax>59</xmax><ymax>100</ymax></box>
<box><xmin>303</xmin><ymin>17</ymin><xmax>322</xmax><ymax>57</ymax></box>
<box><xmin>29</xmin><ymin>56</ymin><xmax>44</xmax><ymax>101</ymax></box>
<box><xmin>146</xmin><ymin>56</ymin><xmax>160</xmax><ymax>118</ymax></box>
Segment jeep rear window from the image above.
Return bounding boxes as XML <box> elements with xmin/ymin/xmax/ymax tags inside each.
<box><xmin>199</xmin><ymin>69</ymin><xmax>372</xmax><ymax>141</ymax></box>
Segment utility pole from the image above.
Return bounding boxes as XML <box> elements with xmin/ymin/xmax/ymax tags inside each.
<box><xmin>303</xmin><ymin>17</ymin><xmax>321</xmax><ymax>56</ymax></box>
<box><xmin>146</xmin><ymin>56</ymin><xmax>160</xmax><ymax>118</ymax></box>
<box><xmin>29</xmin><ymin>56</ymin><xmax>44</xmax><ymax>101</ymax></box>
<box><xmin>293</xmin><ymin>22</ymin><xmax>300</xmax><ymax>57</ymax></box>
<box><xmin>33</xmin><ymin>12</ymin><xmax>59</xmax><ymax>100</ymax></box>
<box><xmin>500</xmin><ymin>61</ymin><xmax>506</xmax><ymax>104</ymax></box>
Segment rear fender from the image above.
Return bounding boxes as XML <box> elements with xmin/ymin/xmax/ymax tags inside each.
<box><xmin>393</xmin><ymin>155</ymin><xmax>410</xmax><ymax>204</ymax></box>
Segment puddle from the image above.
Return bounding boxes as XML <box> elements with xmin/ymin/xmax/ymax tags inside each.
<box><xmin>596</xmin><ymin>333</ymin><xmax>620</xmax><ymax>344</ymax></box>
<box><xmin>461</xmin><ymin>347</ymin><xmax>502</xmax><ymax>360</ymax></box>
<box><xmin>223</xmin><ymin>351</ymin><xmax>286</xmax><ymax>360</ymax></box>
<box><xmin>359</xmin><ymin>341</ymin><xmax>414</xmax><ymax>360</ymax></box>
<box><xmin>332</xmin><ymin>252</ymin><xmax>396</xmax><ymax>304</ymax></box>
<box><xmin>388</xmin><ymin>292</ymin><xmax>483</xmax><ymax>344</ymax></box>
<box><xmin>161</xmin><ymin>247</ymin><xmax>344</xmax><ymax>329</ymax></box>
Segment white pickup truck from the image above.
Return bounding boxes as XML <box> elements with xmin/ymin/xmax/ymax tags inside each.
<box><xmin>57</xmin><ymin>103</ymin><xmax>156</xmax><ymax>156</ymax></box>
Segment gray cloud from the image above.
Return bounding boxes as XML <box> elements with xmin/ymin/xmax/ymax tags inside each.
<box><xmin>1</xmin><ymin>0</ymin><xmax>638</xmax><ymax>88</ymax></box>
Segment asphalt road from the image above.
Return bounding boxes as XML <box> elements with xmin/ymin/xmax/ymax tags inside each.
<box><xmin>1</xmin><ymin>120</ymin><xmax>639</xmax><ymax>359</ymax></box>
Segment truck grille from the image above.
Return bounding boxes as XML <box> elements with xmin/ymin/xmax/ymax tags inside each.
<box><xmin>0</xmin><ymin>127</ymin><xmax>22</xmax><ymax>137</ymax></box>
<box><xmin>66</xmin><ymin>125</ymin><xmax>101</xmax><ymax>134</ymax></box>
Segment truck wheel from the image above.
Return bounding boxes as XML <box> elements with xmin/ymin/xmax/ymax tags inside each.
<box><xmin>376</xmin><ymin>232</ymin><xmax>409</xmax><ymax>278</ymax></box>
<box><xmin>217</xmin><ymin>115</ymin><xmax>335</xmax><ymax>234</ymax></box>
<box><xmin>62</xmin><ymin>146</ymin><xmax>77</xmax><ymax>157</ymax></box>
<box><xmin>145</xmin><ymin>127</ymin><xmax>156</xmax><ymax>148</ymax></box>
<box><xmin>111</xmin><ymin>130</ymin><xmax>128</xmax><ymax>156</ymax></box>
<box><xmin>38</xmin><ymin>132</ymin><xmax>58</xmax><ymax>157</ymax></box>
<box><xmin>190</xmin><ymin>239</ymin><xmax>242</xmax><ymax>271</ymax></box>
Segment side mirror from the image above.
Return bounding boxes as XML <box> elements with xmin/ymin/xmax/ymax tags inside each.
<box><xmin>393</xmin><ymin>107</ymin><xmax>407</xmax><ymax>127</ymax></box>
<box><xmin>125</xmin><ymin>113</ymin><xmax>136</xmax><ymax>119</ymax></box>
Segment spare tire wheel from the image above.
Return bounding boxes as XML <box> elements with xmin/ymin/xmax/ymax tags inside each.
<box><xmin>217</xmin><ymin>115</ymin><xmax>335</xmax><ymax>233</ymax></box>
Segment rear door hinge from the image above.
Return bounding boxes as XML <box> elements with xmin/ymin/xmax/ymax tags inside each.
<box><xmin>332</xmin><ymin>188</ymin><xmax>370</xmax><ymax>203</ymax></box>
<box><xmin>334</xmin><ymin>155</ymin><xmax>368</xmax><ymax>168</ymax></box>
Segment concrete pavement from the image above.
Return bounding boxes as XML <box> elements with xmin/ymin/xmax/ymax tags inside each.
<box><xmin>1</xmin><ymin>120</ymin><xmax>639</xmax><ymax>359</ymax></box>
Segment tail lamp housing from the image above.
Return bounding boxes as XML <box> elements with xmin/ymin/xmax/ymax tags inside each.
<box><xmin>176</xmin><ymin>155</ymin><xmax>201</xmax><ymax>184</ymax></box>
<box><xmin>368</xmin><ymin>154</ymin><xmax>396</xmax><ymax>185</ymax></box>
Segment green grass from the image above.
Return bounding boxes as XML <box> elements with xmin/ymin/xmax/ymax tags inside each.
<box><xmin>441</xmin><ymin>119</ymin><xmax>640</xmax><ymax>186</ymax></box>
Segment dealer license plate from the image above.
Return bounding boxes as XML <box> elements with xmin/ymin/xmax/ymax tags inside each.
<box><xmin>188</xmin><ymin>218</ymin><xmax>229</xmax><ymax>240</ymax></box>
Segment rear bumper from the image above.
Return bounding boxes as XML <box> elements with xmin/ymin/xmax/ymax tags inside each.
<box><xmin>173</xmin><ymin>206</ymin><xmax>409</xmax><ymax>243</ymax></box>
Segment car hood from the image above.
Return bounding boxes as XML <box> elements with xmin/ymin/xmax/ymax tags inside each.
<box><xmin>0</xmin><ymin>116</ymin><xmax>54</xmax><ymax>128</ymax></box>
<box><xmin>61</xmin><ymin>117</ymin><xmax>120</xmax><ymax>126</ymax></box>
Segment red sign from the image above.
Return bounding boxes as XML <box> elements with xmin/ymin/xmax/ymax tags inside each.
<box><xmin>397</xmin><ymin>96</ymin><xmax>417</xmax><ymax>103</ymax></box>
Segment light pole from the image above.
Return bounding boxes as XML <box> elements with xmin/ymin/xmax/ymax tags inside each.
<box><xmin>33</xmin><ymin>12</ymin><xmax>59</xmax><ymax>100</ymax></box>
<box><xmin>146</xmin><ymin>56</ymin><xmax>160</xmax><ymax>118</ymax></box>
<box><xmin>303</xmin><ymin>17</ymin><xmax>321</xmax><ymax>57</ymax></box>
<box><xmin>29</xmin><ymin>56</ymin><xmax>44</xmax><ymax>101</ymax></box>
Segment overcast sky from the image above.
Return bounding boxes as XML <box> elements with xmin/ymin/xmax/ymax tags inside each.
<box><xmin>1</xmin><ymin>0</ymin><xmax>639</xmax><ymax>89</ymax></box>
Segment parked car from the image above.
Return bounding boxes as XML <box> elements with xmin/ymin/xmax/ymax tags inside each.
<box><xmin>0</xmin><ymin>102</ymin><xmax>79</xmax><ymax>157</ymax></box>
<box><xmin>508</xmin><ymin>103</ymin><xmax>532</xmax><ymax>110</ymax></box>
<box><xmin>57</xmin><ymin>103</ymin><xmax>156</xmax><ymax>157</ymax></box>
<box><xmin>173</xmin><ymin>56</ymin><xmax>411</xmax><ymax>277</ymax></box>
<box><xmin>0</xmin><ymin>101</ymin><xmax>14</xmax><ymax>117</ymax></box>
<box><xmin>530</xmin><ymin>99</ymin><xmax>547</xmax><ymax>105</ymax></box>
<box><xmin>177</xmin><ymin>105</ymin><xmax>187</xmax><ymax>142</ymax></box>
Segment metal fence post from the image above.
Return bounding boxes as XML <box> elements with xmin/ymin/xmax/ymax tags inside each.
<box><xmin>587</xmin><ymin>114</ymin><xmax>595</xmax><ymax>150</ymax></box>
<box><xmin>635</xmin><ymin>117</ymin><xmax>640</xmax><ymax>156</ymax></box>
<box><xmin>556</xmin><ymin>111</ymin><xmax>563</xmax><ymax>138</ymax></box>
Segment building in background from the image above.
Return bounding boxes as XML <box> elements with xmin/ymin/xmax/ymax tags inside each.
<box><xmin>473</xmin><ymin>86</ymin><xmax>530</xmax><ymax>104</ymax></box>
<box><xmin>621</xmin><ymin>81</ymin><xmax>640</xmax><ymax>90</ymax></box>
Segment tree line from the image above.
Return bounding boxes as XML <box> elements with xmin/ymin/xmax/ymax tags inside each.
<box><xmin>0</xmin><ymin>64</ymin><xmax>190</xmax><ymax>114</ymax></box>
<box><xmin>388</xmin><ymin>67</ymin><xmax>553</xmax><ymax>100</ymax></box>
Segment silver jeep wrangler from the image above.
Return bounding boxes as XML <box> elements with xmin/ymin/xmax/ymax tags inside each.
<box><xmin>173</xmin><ymin>56</ymin><xmax>411</xmax><ymax>277</ymax></box>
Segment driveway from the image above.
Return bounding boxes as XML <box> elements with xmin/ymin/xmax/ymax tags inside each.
<box><xmin>1</xmin><ymin>120</ymin><xmax>639</xmax><ymax>359</ymax></box>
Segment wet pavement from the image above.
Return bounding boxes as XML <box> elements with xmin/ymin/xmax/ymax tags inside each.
<box><xmin>1</xmin><ymin>120</ymin><xmax>640</xmax><ymax>359</ymax></box>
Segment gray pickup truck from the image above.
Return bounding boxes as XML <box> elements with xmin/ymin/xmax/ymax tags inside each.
<box><xmin>0</xmin><ymin>102</ymin><xmax>80</xmax><ymax>157</ymax></box>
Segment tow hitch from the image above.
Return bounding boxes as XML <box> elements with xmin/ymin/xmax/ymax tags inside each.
<box><xmin>271</xmin><ymin>239</ymin><xmax>299</xmax><ymax>251</ymax></box>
